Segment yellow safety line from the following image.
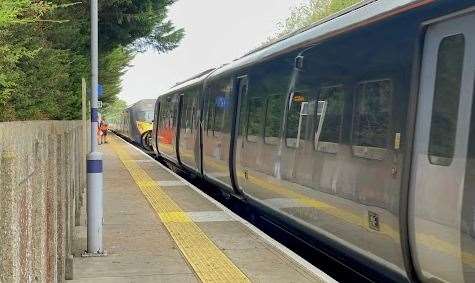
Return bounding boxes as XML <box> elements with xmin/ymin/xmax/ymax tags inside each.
<box><xmin>110</xmin><ymin>139</ymin><xmax>250</xmax><ymax>283</ymax></box>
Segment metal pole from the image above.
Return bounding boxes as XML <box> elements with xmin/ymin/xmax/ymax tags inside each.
<box><xmin>86</xmin><ymin>0</ymin><xmax>104</xmax><ymax>255</ymax></box>
<box><xmin>82</xmin><ymin>78</ymin><xmax>87</xmax><ymax>179</ymax></box>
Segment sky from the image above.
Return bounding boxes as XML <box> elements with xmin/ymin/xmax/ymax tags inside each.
<box><xmin>119</xmin><ymin>0</ymin><xmax>308</xmax><ymax>105</ymax></box>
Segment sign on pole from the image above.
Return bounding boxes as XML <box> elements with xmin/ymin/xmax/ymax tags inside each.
<box><xmin>98</xmin><ymin>84</ymin><xmax>104</xmax><ymax>97</ymax></box>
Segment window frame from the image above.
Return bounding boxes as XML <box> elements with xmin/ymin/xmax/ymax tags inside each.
<box><xmin>246</xmin><ymin>96</ymin><xmax>264</xmax><ymax>143</ymax></box>
<box><xmin>427</xmin><ymin>33</ymin><xmax>466</xmax><ymax>166</ymax></box>
<box><xmin>285</xmin><ymin>90</ymin><xmax>310</xmax><ymax>148</ymax></box>
<box><xmin>351</xmin><ymin>78</ymin><xmax>394</xmax><ymax>160</ymax></box>
<box><xmin>264</xmin><ymin>94</ymin><xmax>284</xmax><ymax>145</ymax></box>
<box><xmin>313</xmin><ymin>84</ymin><xmax>345</xmax><ymax>153</ymax></box>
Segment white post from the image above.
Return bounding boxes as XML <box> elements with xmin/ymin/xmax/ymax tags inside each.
<box><xmin>86</xmin><ymin>0</ymin><xmax>104</xmax><ymax>255</ymax></box>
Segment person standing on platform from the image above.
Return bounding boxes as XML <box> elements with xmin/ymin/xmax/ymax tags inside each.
<box><xmin>99</xmin><ymin>118</ymin><xmax>109</xmax><ymax>144</ymax></box>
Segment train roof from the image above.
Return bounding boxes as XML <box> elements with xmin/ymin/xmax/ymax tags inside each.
<box><xmin>208</xmin><ymin>0</ymin><xmax>431</xmax><ymax>80</ymax></box>
<box><xmin>159</xmin><ymin>68</ymin><xmax>216</xmax><ymax>97</ymax></box>
<box><xmin>128</xmin><ymin>99</ymin><xmax>156</xmax><ymax>111</ymax></box>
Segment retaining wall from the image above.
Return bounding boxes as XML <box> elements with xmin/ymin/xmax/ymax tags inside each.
<box><xmin>0</xmin><ymin>121</ymin><xmax>87</xmax><ymax>282</ymax></box>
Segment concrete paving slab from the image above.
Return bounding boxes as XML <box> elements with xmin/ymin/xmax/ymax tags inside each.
<box><xmin>157</xmin><ymin>180</ymin><xmax>186</xmax><ymax>187</ymax></box>
<box><xmin>73</xmin><ymin>254</ymin><xmax>192</xmax><ymax>278</ymax></box>
<box><xmin>140</xmin><ymin>162</ymin><xmax>178</xmax><ymax>181</ymax></box>
<box><xmin>187</xmin><ymin>211</ymin><xmax>236</xmax><ymax>223</ymax></box>
<box><xmin>197</xmin><ymin>222</ymin><xmax>263</xmax><ymax>250</ymax></box>
<box><xmin>160</xmin><ymin>186</ymin><xmax>221</xmax><ymax>212</ymax></box>
<box><xmin>223</xmin><ymin>248</ymin><xmax>318</xmax><ymax>283</ymax></box>
<box><xmin>69</xmin><ymin>273</ymin><xmax>198</xmax><ymax>283</ymax></box>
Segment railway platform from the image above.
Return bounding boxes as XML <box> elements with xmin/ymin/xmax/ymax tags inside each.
<box><xmin>69</xmin><ymin>134</ymin><xmax>334</xmax><ymax>283</ymax></box>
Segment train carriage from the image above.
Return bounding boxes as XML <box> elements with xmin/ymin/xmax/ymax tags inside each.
<box><xmin>111</xmin><ymin>99</ymin><xmax>156</xmax><ymax>150</ymax></box>
<box><xmin>152</xmin><ymin>1</ymin><xmax>475</xmax><ymax>282</ymax></box>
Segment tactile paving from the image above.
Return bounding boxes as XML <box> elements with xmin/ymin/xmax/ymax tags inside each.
<box><xmin>111</xmin><ymin>141</ymin><xmax>250</xmax><ymax>283</ymax></box>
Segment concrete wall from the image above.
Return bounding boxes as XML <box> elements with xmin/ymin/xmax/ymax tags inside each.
<box><xmin>0</xmin><ymin>121</ymin><xmax>87</xmax><ymax>282</ymax></box>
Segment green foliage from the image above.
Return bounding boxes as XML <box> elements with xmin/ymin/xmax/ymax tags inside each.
<box><xmin>269</xmin><ymin>0</ymin><xmax>361</xmax><ymax>42</ymax></box>
<box><xmin>99</xmin><ymin>0</ymin><xmax>184</xmax><ymax>53</ymax></box>
<box><xmin>0</xmin><ymin>0</ymin><xmax>183</xmax><ymax>121</ymax></box>
<box><xmin>102</xmin><ymin>98</ymin><xmax>127</xmax><ymax>121</ymax></box>
<box><xmin>99</xmin><ymin>46</ymin><xmax>134</xmax><ymax>106</ymax></box>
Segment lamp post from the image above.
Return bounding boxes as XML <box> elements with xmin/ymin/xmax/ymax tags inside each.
<box><xmin>86</xmin><ymin>0</ymin><xmax>104</xmax><ymax>255</ymax></box>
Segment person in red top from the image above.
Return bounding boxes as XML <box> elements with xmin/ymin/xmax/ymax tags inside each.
<box><xmin>99</xmin><ymin>119</ymin><xmax>109</xmax><ymax>144</ymax></box>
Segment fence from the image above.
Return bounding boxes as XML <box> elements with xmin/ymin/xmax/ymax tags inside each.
<box><xmin>0</xmin><ymin>121</ymin><xmax>87</xmax><ymax>282</ymax></box>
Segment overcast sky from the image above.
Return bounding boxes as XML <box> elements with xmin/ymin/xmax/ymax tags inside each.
<box><xmin>119</xmin><ymin>0</ymin><xmax>307</xmax><ymax>105</ymax></box>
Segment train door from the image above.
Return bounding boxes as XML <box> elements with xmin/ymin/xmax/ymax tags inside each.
<box><xmin>201</xmin><ymin>78</ymin><xmax>234</xmax><ymax>190</ymax></box>
<box><xmin>152</xmin><ymin>99</ymin><xmax>160</xmax><ymax>155</ymax></box>
<box><xmin>178</xmin><ymin>89</ymin><xmax>200</xmax><ymax>172</ymax></box>
<box><xmin>157</xmin><ymin>94</ymin><xmax>180</xmax><ymax>161</ymax></box>
<box><xmin>176</xmin><ymin>93</ymin><xmax>184</xmax><ymax>164</ymax></box>
<box><xmin>230</xmin><ymin>76</ymin><xmax>247</xmax><ymax>194</ymax></box>
<box><xmin>409</xmin><ymin>12</ymin><xmax>475</xmax><ymax>283</ymax></box>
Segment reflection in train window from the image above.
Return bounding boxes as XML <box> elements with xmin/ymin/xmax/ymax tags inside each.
<box><xmin>181</xmin><ymin>94</ymin><xmax>196</xmax><ymax>134</ymax></box>
<box><xmin>210</xmin><ymin>94</ymin><xmax>230</xmax><ymax>137</ymax></box>
<box><xmin>190</xmin><ymin>105</ymin><xmax>195</xmax><ymax>133</ymax></box>
<box><xmin>428</xmin><ymin>34</ymin><xmax>465</xmax><ymax>166</ymax></box>
<box><xmin>136</xmin><ymin>111</ymin><xmax>154</xmax><ymax>122</ymax></box>
<box><xmin>213</xmin><ymin>97</ymin><xmax>224</xmax><ymax>137</ymax></box>
<box><xmin>180</xmin><ymin>95</ymin><xmax>189</xmax><ymax>133</ymax></box>
<box><xmin>264</xmin><ymin>95</ymin><xmax>284</xmax><ymax>145</ymax></box>
<box><xmin>246</xmin><ymin>97</ymin><xmax>264</xmax><ymax>142</ymax></box>
<box><xmin>286</xmin><ymin>91</ymin><xmax>308</xmax><ymax>148</ymax></box>
<box><xmin>353</xmin><ymin>80</ymin><xmax>392</xmax><ymax>150</ymax></box>
<box><xmin>314</xmin><ymin>86</ymin><xmax>344</xmax><ymax>153</ymax></box>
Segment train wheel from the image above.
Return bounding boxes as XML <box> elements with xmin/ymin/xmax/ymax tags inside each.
<box><xmin>141</xmin><ymin>131</ymin><xmax>153</xmax><ymax>151</ymax></box>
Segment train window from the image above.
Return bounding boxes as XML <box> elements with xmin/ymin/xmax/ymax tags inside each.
<box><xmin>428</xmin><ymin>34</ymin><xmax>465</xmax><ymax>166</ymax></box>
<box><xmin>352</xmin><ymin>80</ymin><xmax>392</xmax><ymax>156</ymax></box>
<box><xmin>314</xmin><ymin>86</ymin><xmax>344</xmax><ymax>153</ymax></box>
<box><xmin>246</xmin><ymin>97</ymin><xmax>264</xmax><ymax>142</ymax></box>
<box><xmin>206</xmin><ymin>97</ymin><xmax>214</xmax><ymax>136</ymax></box>
<box><xmin>181</xmin><ymin>95</ymin><xmax>193</xmax><ymax>134</ymax></box>
<box><xmin>264</xmin><ymin>95</ymin><xmax>284</xmax><ymax>145</ymax></box>
<box><xmin>212</xmin><ymin>96</ymin><xmax>225</xmax><ymax>137</ymax></box>
<box><xmin>286</xmin><ymin>91</ymin><xmax>309</xmax><ymax>148</ymax></box>
<box><xmin>190</xmin><ymin>105</ymin><xmax>195</xmax><ymax>134</ymax></box>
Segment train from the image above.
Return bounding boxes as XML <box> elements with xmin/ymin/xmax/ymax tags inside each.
<box><xmin>120</xmin><ymin>1</ymin><xmax>475</xmax><ymax>282</ymax></box>
<box><xmin>110</xmin><ymin>99</ymin><xmax>156</xmax><ymax>150</ymax></box>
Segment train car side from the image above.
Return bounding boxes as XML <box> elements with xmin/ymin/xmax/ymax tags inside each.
<box><xmin>152</xmin><ymin>1</ymin><xmax>475</xmax><ymax>282</ymax></box>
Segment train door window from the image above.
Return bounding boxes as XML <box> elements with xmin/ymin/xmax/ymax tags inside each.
<box><xmin>314</xmin><ymin>85</ymin><xmax>345</xmax><ymax>153</ymax></box>
<box><xmin>264</xmin><ymin>95</ymin><xmax>284</xmax><ymax>145</ymax></box>
<box><xmin>181</xmin><ymin>94</ymin><xmax>193</xmax><ymax>134</ymax></box>
<box><xmin>181</xmin><ymin>95</ymin><xmax>187</xmax><ymax>132</ymax></box>
<box><xmin>212</xmin><ymin>95</ymin><xmax>226</xmax><ymax>137</ymax></box>
<box><xmin>246</xmin><ymin>97</ymin><xmax>264</xmax><ymax>142</ymax></box>
<box><xmin>428</xmin><ymin>34</ymin><xmax>465</xmax><ymax>166</ymax></box>
<box><xmin>190</xmin><ymin>104</ymin><xmax>195</xmax><ymax>134</ymax></box>
<box><xmin>286</xmin><ymin>91</ymin><xmax>309</xmax><ymax>148</ymax></box>
<box><xmin>352</xmin><ymin>79</ymin><xmax>392</xmax><ymax>159</ymax></box>
<box><xmin>205</xmin><ymin>95</ymin><xmax>214</xmax><ymax>136</ymax></box>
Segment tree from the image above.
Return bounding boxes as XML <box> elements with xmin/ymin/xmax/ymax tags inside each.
<box><xmin>0</xmin><ymin>1</ymin><xmax>56</xmax><ymax>120</ymax></box>
<box><xmin>268</xmin><ymin>0</ymin><xmax>361</xmax><ymax>43</ymax></box>
<box><xmin>102</xmin><ymin>98</ymin><xmax>127</xmax><ymax>122</ymax></box>
<box><xmin>0</xmin><ymin>0</ymin><xmax>184</xmax><ymax>121</ymax></box>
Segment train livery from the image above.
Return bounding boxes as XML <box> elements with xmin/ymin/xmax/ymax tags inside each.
<box><xmin>150</xmin><ymin>1</ymin><xmax>475</xmax><ymax>282</ymax></box>
<box><xmin>111</xmin><ymin>99</ymin><xmax>156</xmax><ymax>150</ymax></box>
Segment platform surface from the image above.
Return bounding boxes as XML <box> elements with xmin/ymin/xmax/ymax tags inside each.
<box><xmin>69</xmin><ymin>134</ymin><xmax>335</xmax><ymax>283</ymax></box>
